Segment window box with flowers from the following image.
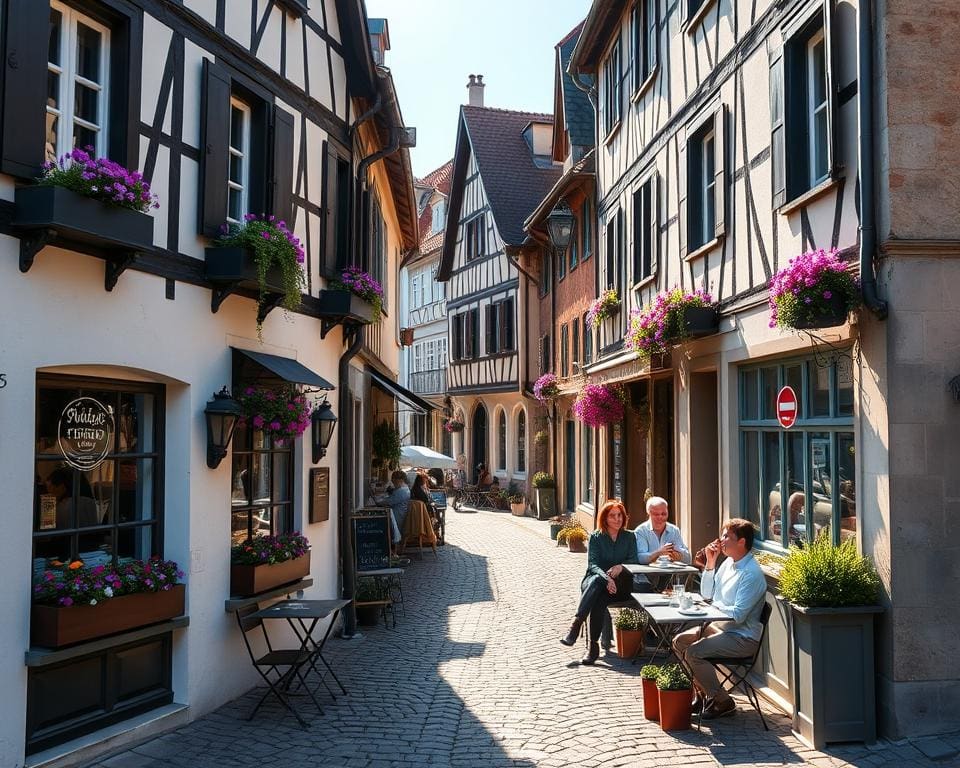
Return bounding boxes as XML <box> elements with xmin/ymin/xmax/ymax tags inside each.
<box><xmin>31</xmin><ymin>558</ymin><xmax>185</xmax><ymax>649</ymax></box>
<box><xmin>573</xmin><ymin>383</ymin><xmax>627</xmax><ymax>428</ymax></box>
<box><xmin>534</xmin><ymin>372</ymin><xmax>560</xmax><ymax>403</ymax></box>
<box><xmin>769</xmin><ymin>248</ymin><xmax>860</xmax><ymax>330</ymax></box>
<box><xmin>230</xmin><ymin>532</ymin><xmax>311</xmax><ymax>597</ymax></box>
<box><xmin>14</xmin><ymin>147</ymin><xmax>158</xmax><ymax>288</ymax></box>
<box><xmin>318</xmin><ymin>267</ymin><xmax>383</xmax><ymax>335</ymax></box>
<box><xmin>206</xmin><ymin>214</ymin><xmax>306</xmax><ymax>334</ymax></box>
<box><xmin>586</xmin><ymin>289</ymin><xmax>621</xmax><ymax>330</ymax></box>
<box><xmin>625</xmin><ymin>288</ymin><xmax>718</xmax><ymax>360</ymax></box>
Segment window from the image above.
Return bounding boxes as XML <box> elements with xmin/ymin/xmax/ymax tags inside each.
<box><xmin>47</xmin><ymin>3</ymin><xmax>110</xmax><ymax>164</ymax></box>
<box><xmin>557</xmin><ymin>237</ymin><xmax>566</xmax><ymax>280</ymax></box>
<box><xmin>631</xmin><ymin>0</ymin><xmax>658</xmax><ymax>93</ymax></box>
<box><xmin>604</xmin><ymin>211</ymin><xmax>626</xmax><ymax>292</ymax></box>
<box><xmin>34</xmin><ymin>377</ymin><xmax>164</xmax><ymax>567</ymax></box>
<box><xmin>572</xmin><ymin>318</ymin><xmax>581</xmax><ymax>373</ymax></box>
<box><xmin>582</xmin><ymin>313</ymin><xmax>593</xmax><ymax>365</ymax></box>
<box><xmin>685</xmin><ymin>107</ymin><xmax>726</xmax><ymax>254</ymax></box>
<box><xmin>486</xmin><ymin>298</ymin><xmax>515</xmax><ymax>355</ymax></box>
<box><xmin>581</xmin><ymin>199</ymin><xmax>593</xmax><ymax>260</ymax></box>
<box><xmin>323</xmin><ymin>145</ymin><xmax>351</xmax><ymax>275</ymax></box>
<box><xmin>560</xmin><ymin>324</ymin><xmax>569</xmax><ymax>378</ymax></box>
<box><xmin>465</xmin><ymin>215</ymin><xmax>484</xmax><ymax>260</ymax></box>
<box><xmin>539</xmin><ymin>334</ymin><xmax>552</xmax><ymax>375</ymax></box>
<box><xmin>227</xmin><ymin>98</ymin><xmax>251</xmax><ymax>224</ymax></box>
<box><xmin>632</xmin><ymin>175</ymin><xmax>657</xmax><ymax>284</ymax></box>
<box><xmin>438</xmin><ymin>338</ymin><xmax>448</xmax><ymax>367</ymax></box>
<box><xmin>453</xmin><ymin>309</ymin><xmax>479</xmax><ymax>360</ymax></box>
<box><xmin>687</xmin><ymin>0</ymin><xmax>710</xmax><ymax>23</ymax></box>
<box><xmin>431</xmin><ymin>200</ymin><xmax>446</xmax><ymax>234</ymax></box>
<box><xmin>601</xmin><ymin>40</ymin><xmax>621</xmax><ymax>136</ymax></box>
<box><xmin>517</xmin><ymin>410</ymin><xmax>526</xmax><ymax>472</ymax></box>
<box><xmin>497</xmin><ymin>410</ymin><xmax>507</xmax><ymax>471</ymax></box>
<box><xmin>568</xmin><ymin>229</ymin><xmax>579</xmax><ymax>272</ymax></box>
<box><xmin>581</xmin><ymin>425</ymin><xmax>593</xmax><ymax>504</ymax></box>
<box><xmin>739</xmin><ymin>356</ymin><xmax>855</xmax><ymax>549</ymax></box>
<box><xmin>540</xmin><ymin>250</ymin><xmax>552</xmax><ymax>296</ymax></box>
<box><xmin>413</xmin><ymin>342</ymin><xmax>423</xmax><ymax>373</ymax></box>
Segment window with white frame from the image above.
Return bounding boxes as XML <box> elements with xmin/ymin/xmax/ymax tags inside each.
<box><xmin>413</xmin><ymin>342</ymin><xmax>424</xmax><ymax>373</ymax></box>
<box><xmin>431</xmin><ymin>199</ymin><xmax>446</xmax><ymax>234</ymax></box>
<box><xmin>687</xmin><ymin>121</ymin><xmax>717</xmax><ymax>252</ymax></box>
<box><xmin>47</xmin><ymin>2</ymin><xmax>111</xmax><ymax>164</ymax></box>
<box><xmin>228</xmin><ymin>98</ymin><xmax>251</xmax><ymax>224</ymax></box>
<box><xmin>632</xmin><ymin>175</ymin><xmax>657</xmax><ymax>285</ymax></box>
<box><xmin>806</xmin><ymin>29</ymin><xmax>829</xmax><ymax>187</ymax></box>
<box><xmin>438</xmin><ymin>338</ymin><xmax>447</xmax><ymax>367</ymax></box>
<box><xmin>497</xmin><ymin>409</ymin><xmax>507</xmax><ymax>472</ymax></box>
<box><xmin>412</xmin><ymin>273</ymin><xmax>422</xmax><ymax>309</ymax></box>
<box><xmin>631</xmin><ymin>0</ymin><xmax>658</xmax><ymax>93</ymax></box>
<box><xmin>516</xmin><ymin>410</ymin><xmax>526</xmax><ymax>472</ymax></box>
<box><xmin>602</xmin><ymin>40</ymin><xmax>622</xmax><ymax>137</ymax></box>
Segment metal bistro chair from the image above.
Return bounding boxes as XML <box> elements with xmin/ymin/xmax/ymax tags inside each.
<box><xmin>235</xmin><ymin>605</ymin><xmax>323</xmax><ymax>728</ymax></box>
<box><xmin>697</xmin><ymin>601</ymin><xmax>773</xmax><ymax>731</ymax></box>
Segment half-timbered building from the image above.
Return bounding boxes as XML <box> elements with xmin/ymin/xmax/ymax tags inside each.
<box><xmin>0</xmin><ymin>1</ymin><xmax>416</xmax><ymax>763</ymax></box>
<box><xmin>569</xmin><ymin>0</ymin><xmax>960</xmax><ymax>741</ymax></box>
<box><xmin>438</xmin><ymin>80</ymin><xmax>560</xmax><ymax>490</ymax></box>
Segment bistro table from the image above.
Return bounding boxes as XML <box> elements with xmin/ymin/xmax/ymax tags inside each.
<box><xmin>624</xmin><ymin>561</ymin><xmax>700</xmax><ymax>591</ymax></box>
<box><xmin>249</xmin><ymin>598</ymin><xmax>350</xmax><ymax>699</ymax></box>
<box><xmin>356</xmin><ymin>566</ymin><xmax>405</xmax><ymax>622</ymax></box>
<box><xmin>631</xmin><ymin>591</ymin><xmax>729</xmax><ymax>670</ymax></box>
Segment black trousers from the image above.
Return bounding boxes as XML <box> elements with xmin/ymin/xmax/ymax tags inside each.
<box><xmin>576</xmin><ymin>572</ymin><xmax>633</xmax><ymax>643</ymax></box>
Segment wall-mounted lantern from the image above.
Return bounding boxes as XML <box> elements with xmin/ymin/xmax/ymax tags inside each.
<box><xmin>204</xmin><ymin>387</ymin><xmax>241</xmax><ymax>469</ymax></box>
<box><xmin>311</xmin><ymin>397</ymin><xmax>338</xmax><ymax>463</ymax></box>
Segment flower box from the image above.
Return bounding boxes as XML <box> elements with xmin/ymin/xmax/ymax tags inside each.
<box><xmin>790</xmin><ymin>292</ymin><xmax>848</xmax><ymax>330</ymax></box>
<box><xmin>318</xmin><ymin>288</ymin><xmax>375</xmax><ymax>325</ymax></box>
<box><xmin>205</xmin><ymin>246</ymin><xmax>287</xmax><ymax>294</ymax></box>
<box><xmin>230</xmin><ymin>554</ymin><xmax>310</xmax><ymax>597</ymax></box>
<box><xmin>31</xmin><ymin>584</ymin><xmax>185</xmax><ymax>649</ymax></box>
<box><xmin>682</xmin><ymin>306</ymin><xmax>720</xmax><ymax>337</ymax></box>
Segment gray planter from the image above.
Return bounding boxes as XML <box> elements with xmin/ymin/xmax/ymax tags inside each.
<box><xmin>785</xmin><ymin>600</ymin><xmax>883</xmax><ymax>749</ymax></box>
<box><xmin>534</xmin><ymin>487</ymin><xmax>556</xmax><ymax>520</ymax></box>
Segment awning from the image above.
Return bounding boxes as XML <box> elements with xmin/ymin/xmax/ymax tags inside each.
<box><xmin>369</xmin><ymin>369</ymin><xmax>433</xmax><ymax>414</ymax></box>
<box><xmin>232</xmin><ymin>348</ymin><xmax>335</xmax><ymax>390</ymax></box>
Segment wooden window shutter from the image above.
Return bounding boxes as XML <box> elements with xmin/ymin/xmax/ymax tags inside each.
<box><xmin>769</xmin><ymin>43</ymin><xmax>787</xmax><ymax>208</ymax></box>
<box><xmin>503</xmin><ymin>298</ymin><xmax>515</xmax><ymax>351</ymax></box>
<box><xmin>678</xmin><ymin>138</ymin><xmax>688</xmax><ymax>259</ymax></box>
<box><xmin>199</xmin><ymin>59</ymin><xmax>231</xmax><ymax>237</ymax></box>
<box><xmin>714</xmin><ymin>104</ymin><xmax>728</xmax><ymax>239</ymax></box>
<box><xmin>471</xmin><ymin>308</ymin><xmax>480</xmax><ymax>358</ymax></box>
<box><xmin>824</xmin><ymin>0</ymin><xmax>839</xmax><ymax>180</ymax></box>
<box><xmin>650</xmin><ymin>172</ymin><xmax>660</xmax><ymax>278</ymax></box>
<box><xmin>2</xmin><ymin>0</ymin><xmax>49</xmax><ymax>178</ymax></box>
<box><xmin>453</xmin><ymin>314</ymin><xmax>463</xmax><ymax>360</ymax></box>
<box><xmin>270</xmin><ymin>106</ymin><xmax>295</xmax><ymax>228</ymax></box>
<box><xmin>360</xmin><ymin>188</ymin><xmax>371</xmax><ymax>271</ymax></box>
<box><xmin>485</xmin><ymin>304</ymin><xmax>495</xmax><ymax>356</ymax></box>
<box><xmin>605</xmin><ymin>220</ymin><xmax>615</xmax><ymax>289</ymax></box>
<box><xmin>321</xmin><ymin>141</ymin><xmax>337</xmax><ymax>276</ymax></box>
<box><xmin>617</xmin><ymin>210</ymin><xmax>626</xmax><ymax>294</ymax></box>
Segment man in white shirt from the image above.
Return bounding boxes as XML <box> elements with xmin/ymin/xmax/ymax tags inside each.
<box><xmin>635</xmin><ymin>496</ymin><xmax>692</xmax><ymax>564</ymax></box>
<box><xmin>673</xmin><ymin>518</ymin><xmax>767</xmax><ymax>719</ymax></box>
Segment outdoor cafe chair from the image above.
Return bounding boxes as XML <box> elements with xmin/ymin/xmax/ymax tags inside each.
<box><xmin>696</xmin><ymin>601</ymin><xmax>773</xmax><ymax>731</ymax></box>
<box><xmin>235</xmin><ymin>604</ymin><xmax>323</xmax><ymax>728</ymax></box>
<box><xmin>400</xmin><ymin>500</ymin><xmax>438</xmax><ymax>559</ymax></box>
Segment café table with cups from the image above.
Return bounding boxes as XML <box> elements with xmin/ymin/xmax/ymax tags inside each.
<box><xmin>630</xmin><ymin>587</ymin><xmax>729</xmax><ymax>669</ymax></box>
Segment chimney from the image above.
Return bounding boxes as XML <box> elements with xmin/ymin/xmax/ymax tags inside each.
<box><xmin>466</xmin><ymin>74</ymin><xmax>485</xmax><ymax>107</ymax></box>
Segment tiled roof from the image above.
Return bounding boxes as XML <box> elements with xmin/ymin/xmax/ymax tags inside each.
<box><xmin>559</xmin><ymin>27</ymin><xmax>595</xmax><ymax>149</ymax></box>
<box><xmin>416</xmin><ymin>160</ymin><xmax>453</xmax><ymax>195</ymax></box>
<box><xmin>461</xmin><ymin>105</ymin><xmax>562</xmax><ymax>246</ymax></box>
<box><xmin>415</xmin><ymin>159</ymin><xmax>453</xmax><ymax>251</ymax></box>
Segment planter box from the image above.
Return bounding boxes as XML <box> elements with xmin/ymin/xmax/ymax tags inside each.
<box><xmin>791</xmin><ymin>293</ymin><xmax>849</xmax><ymax>329</ymax></box>
<box><xmin>318</xmin><ymin>288</ymin><xmax>375</xmax><ymax>325</ymax></box>
<box><xmin>534</xmin><ymin>487</ymin><xmax>556</xmax><ymax>520</ymax></box>
<box><xmin>641</xmin><ymin>678</ymin><xmax>660</xmax><ymax>721</ymax></box>
<box><xmin>786</xmin><ymin>601</ymin><xmax>883</xmax><ymax>749</ymax></box>
<box><xmin>682</xmin><ymin>306</ymin><xmax>720</xmax><ymax>338</ymax></box>
<box><xmin>658</xmin><ymin>688</ymin><xmax>692</xmax><ymax>730</ymax></box>
<box><xmin>510</xmin><ymin>502</ymin><xmax>526</xmax><ymax>517</ymax></box>
<box><xmin>31</xmin><ymin>584</ymin><xmax>185</xmax><ymax>649</ymax></box>
<box><xmin>205</xmin><ymin>246</ymin><xmax>287</xmax><ymax>293</ymax></box>
<box><xmin>615</xmin><ymin>628</ymin><xmax>644</xmax><ymax>659</ymax></box>
<box><xmin>230</xmin><ymin>554</ymin><xmax>310</xmax><ymax>597</ymax></box>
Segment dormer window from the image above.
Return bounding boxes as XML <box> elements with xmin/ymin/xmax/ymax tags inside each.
<box><xmin>431</xmin><ymin>200</ymin><xmax>446</xmax><ymax>234</ymax></box>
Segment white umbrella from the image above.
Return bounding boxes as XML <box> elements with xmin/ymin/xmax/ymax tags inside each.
<box><xmin>400</xmin><ymin>444</ymin><xmax>459</xmax><ymax>469</ymax></box>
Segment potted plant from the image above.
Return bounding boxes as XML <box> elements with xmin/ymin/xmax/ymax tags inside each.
<box><xmin>207</xmin><ymin>214</ymin><xmax>306</xmax><ymax>336</ymax></box>
<box><xmin>640</xmin><ymin>664</ymin><xmax>662</xmax><ymax>721</ymax></box>
<box><xmin>768</xmin><ymin>248</ymin><xmax>860</xmax><ymax>330</ymax></box>
<box><xmin>548</xmin><ymin>514</ymin><xmax>572</xmax><ymax>541</ymax></box>
<box><xmin>319</xmin><ymin>266</ymin><xmax>382</xmax><ymax>325</ymax></box>
<box><xmin>533</xmin><ymin>372</ymin><xmax>560</xmax><ymax>403</ymax></box>
<box><xmin>586</xmin><ymin>289</ymin><xmax>620</xmax><ymax>329</ymax></box>
<box><xmin>354</xmin><ymin>578</ymin><xmax>384</xmax><ymax>626</ymax></box>
<box><xmin>507</xmin><ymin>481</ymin><xmax>527</xmax><ymax>516</ymax></box>
<box><xmin>778</xmin><ymin>533</ymin><xmax>882</xmax><ymax>749</ymax></box>
<box><xmin>372</xmin><ymin>420</ymin><xmax>401</xmax><ymax>478</ymax></box>
<box><xmin>230</xmin><ymin>532</ymin><xmax>311</xmax><ymax>597</ymax></box>
<box><xmin>31</xmin><ymin>557</ymin><xmax>184</xmax><ymax>648</ymax></box>
<box><xmin>572</xmin><ymin>383</ymin><xmax>627</xmax><ymax>428</ymax></box>
<box><xmin>613</xmin><ymin>607</ymin><xmax>649</xmax><ymax>660</ymax></box>
<box><xmin>564</xmin><ymin>524</ymin><xmax>588</xmax><ymax>553</ymax></box>
<box><xmin>625</xmin><ymin>288</ymin><xmax>718</xmax><ymax>359</ymax></box>
<box><xmin>236</xmin><ymin>385</ymin><xmax>312</xmax><ymax>445</ymax></box>
<box><xmin>532</xmin><ymin>471</ymin><xmax>557</xmax><ymax>520</ymax></box>
<box><xmin>443</xmin><ymin>417</ymin><xmax>464</xmax><ymax>433</ymax></box>
<box><xmin>534</xmin><ymin>429</ymin><xmax>549</xmax><ymax>447</ymax></box>
<box><xmin>656</xmin><ymin>663</ymin><xmax>693</xmax><ymax>731</ymax></box>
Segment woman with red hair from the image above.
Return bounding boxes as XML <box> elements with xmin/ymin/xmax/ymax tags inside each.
<box><xmin>559</xmin><ymin>499</ymin><xmax>639</xmax><ymax>665</ymax></box>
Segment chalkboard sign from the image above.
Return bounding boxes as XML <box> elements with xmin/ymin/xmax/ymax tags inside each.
<box><xmin>351</xmin><ymin>511</ymin><xmax>391</xmax><ymax>572</ymax></box>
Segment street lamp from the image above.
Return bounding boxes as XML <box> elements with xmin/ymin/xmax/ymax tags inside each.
<box><xmin>545</xmin><ymin>200</ymin><xmax>575</xmax><ymax>252</ymax></box>
<box><xmin>204</xmin><ymin>387</ymin><xmax>242</xmax><ymax>469</ymax></box>
<box><xmin>311</xmin><ymin>397</ymin><xmax>338</xmax><ymax>463</ymax></box>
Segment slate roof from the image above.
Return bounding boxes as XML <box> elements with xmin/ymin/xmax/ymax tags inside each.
<box><xmin>559</xmin><ymin>28</ymin><xmax>595</xmax><ymax>149</ymax></box>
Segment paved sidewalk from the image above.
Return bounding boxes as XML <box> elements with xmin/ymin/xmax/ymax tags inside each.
<box><xmin>90</xmin><ymin>509</ymin><xmax>960</xmax><ymax>768</ymax></box>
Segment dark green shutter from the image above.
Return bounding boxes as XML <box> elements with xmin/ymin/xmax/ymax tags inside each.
<box><xmin>650</xmin><ymin>172</ymin><xmax>660</xmax><ymax>278</ymax></box>
<box><xmin>505</xmin><ymin>298</ymin><xmax>515</xmax><ymax>351</ymax></box>
<box><xmin>320</xmin><ymin>141</ymin><xmax>337</xmax><ymax>277</ymax></box>
<box><xmin>270</xmin><ymin>107</ymin><xmax>295</xmax><ymax>228</ymax></box>
<box><xmin>485</xmin><ymin>304</ymin><xmax>494</xmax><ymax>356</ymax></box>
<box><xmin>2</xmin><ymin>0</ymin><xmax>48</xmax><ymax>178</ymax></box>
<box><xmin>199</xmin><ymin>59</ymin><xmax>231</xmax><ymax>237</ymax></box>
<box><xmin>471</xmin><ymin>308</ymin><xmax>480</xmax><ymax>358</ymax></box>
<box><xmin>769</xmin><ymin>41</ymin><xmax>787</xmax><ymax>208</ymax></box>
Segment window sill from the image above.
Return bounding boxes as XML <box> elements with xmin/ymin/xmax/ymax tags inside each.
<box><xmin>630</xmin><ymin>66</ymin><xmax>659</xmax><ymax>104</ymax></box>
<box><xmin>778</xmin><ymin>177</ymin><xmax>839</xmax><ymax>216</ymax></box>
<box><xmin>603</xmin><ymin>120</ymin><xmax>622</xmax><ymax>147</ymax></box>
<box><xmin>685</xmin><ymin>235</ymin><xmax>723</xmax><ymax>263</ymax></box>
<box><xmin>26</xmin><ymin>617</ymin><xmax>190</xmax><ymax>667</ymax></box>
<box><xmin>632</xmin><ymin>274</ymin><xmax>656</xmax><ymax>292</ymax></box>
<box><xmin>684</xmin><ymin>0</ymin><xmax>718</xmax><ymax>35</ymax></box>
<box><xmin>223</xmin><ymin>577</ymin><xmax>314</xmax><ymax>612</ymax></box>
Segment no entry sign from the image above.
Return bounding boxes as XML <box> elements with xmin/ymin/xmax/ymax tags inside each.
<box><xmin>776</xmin><ymin>386</ymin><xmax>798</xmax><ymax>429</ymax></box>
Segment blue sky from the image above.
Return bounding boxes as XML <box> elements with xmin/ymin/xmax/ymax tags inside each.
<box><xmin>364</xmin><ymin>0</ymin><xmax>591</xmax><ymax>179</ymax></box>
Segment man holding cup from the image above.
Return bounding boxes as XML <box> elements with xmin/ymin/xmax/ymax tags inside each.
<box><xmin>672</xmin><ymin>518</ymin><xmax>767</xmax><ymax>719</ymax></box>
<box><xmin>634</xmin><ymin>496</ymin><xmax>692</xmax><ymax>564</ymax></box>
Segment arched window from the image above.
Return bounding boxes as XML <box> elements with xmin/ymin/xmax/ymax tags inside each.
<box><xmin>517</xmin><ymin>410</ymin><xmax>526</xmax><ymax>472</ymax></box>
<box><xmin>497</xmin><ymin>409</ymin><xmax>507</xmax><ymax>471</ymax></box>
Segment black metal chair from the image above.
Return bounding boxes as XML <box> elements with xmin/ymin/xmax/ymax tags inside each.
<box><xmin>235</xmin><ymin>604</ymin><xmax>323</xmax><ymax>728</ymax></box>
<box><xmin>698</xmin><ymin>601</ymin><xmax>773</xmax><ymax>730</ymax></box>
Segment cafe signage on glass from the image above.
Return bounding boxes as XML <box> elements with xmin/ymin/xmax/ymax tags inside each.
<box><xmin>58</xmin><ymin>397</ymin><xmax>114</xmax><ymax>471</ymax></box>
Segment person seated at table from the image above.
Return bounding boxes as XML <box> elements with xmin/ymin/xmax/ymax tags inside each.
<box><xmin>559</xmin><ymin>499</ymin><xmax>639</xmax><ymax>666</ymax></box>
<box><xmin>410</xmin><ymin>472</ymin><xmax>434</xmax><ymax>517</ymax></box>
<box><xmin>672</xmin><ymin>518</ymin><xmax>767</xmax><ymax>720</ymax></box>
<box><xmin>476</xmin><ymin>463</ymin><xmax>494</xmax><ymax>489</ymax></box>
<box><xmin>383</xmin><ymin>470</ymin><xmax>411</xmax><ymax>545</ymax></box>
<box><xmin>635</xmin><ymin>496</ymin><xmax>691</xmax><ymax>564</ymax></box>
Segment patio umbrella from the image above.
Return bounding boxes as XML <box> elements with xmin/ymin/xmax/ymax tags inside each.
<box><xmin>399</xmin><ymin>445</ymin><xmax>458</xmax><ymax>469</ymax></box>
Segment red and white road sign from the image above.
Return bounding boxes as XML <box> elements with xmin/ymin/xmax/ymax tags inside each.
<box><xmin>776</xmin><ymin>386</ymin><xmax>798</xmax><ymax>429</ymax></box>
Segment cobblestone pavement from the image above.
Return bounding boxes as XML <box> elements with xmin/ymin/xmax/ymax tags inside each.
<box><xmin>90</xmin><ymin>509</ymin><xmax>960</xmax><ymax>768</ymax></box>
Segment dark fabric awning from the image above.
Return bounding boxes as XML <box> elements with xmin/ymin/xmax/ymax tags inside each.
<box><xmin>369</xmin><ymin>369</ymin><xmax>433</xmax><ymax>414</ymax></box>
<box><xmin>232</xmin><ymin>348</ymin><xmax>335</xmax><ymax>390</ymax></box>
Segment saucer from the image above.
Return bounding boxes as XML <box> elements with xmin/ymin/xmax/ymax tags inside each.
<box><xmin>677</xmin><ymin>607</ymin><xmax>707</xmax><ymax>616</ymax></box>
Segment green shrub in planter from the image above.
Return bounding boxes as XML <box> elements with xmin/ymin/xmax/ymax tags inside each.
<box><xmin>640</xmin><ymin>664</ymin><xmax>661</xmax><ymax>681</ymax></box>
<box><xmin>655</xmin><ymin>663</ymin><xmax>691</xmax><ymax>691</ymax></box>
<box><xmin>532</xmin><ymin>471</ymin><xmax>555</xmax><ymax>488</ymax></box>
<box><xmin>613</xmin><ymin>608</ymin><xmax>648</xmax><ymax>631</ymax></box>
<box><xmin>779</xmin><ymin>533</ymin><xmax>881</xmax><ymax>608</ymax></box>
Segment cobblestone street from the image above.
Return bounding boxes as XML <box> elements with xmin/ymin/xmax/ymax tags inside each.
<box><xmin>90</xmin><ymin>509</ymin><xmax>960</xmax><ymax>768</ymax></box>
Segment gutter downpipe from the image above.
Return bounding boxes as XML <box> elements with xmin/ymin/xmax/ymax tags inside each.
<box><xmin>858</xmin><ymin>0</ymin><xmax>888</xmax><ymax>320</ymax></box>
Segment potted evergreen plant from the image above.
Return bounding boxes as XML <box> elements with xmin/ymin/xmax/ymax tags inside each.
<box><xmin>613</xmin><ymin>607</ymin><xmax>649</xmax><ymax>660</ymax></box>
<box><xmin>656</xmin><ymin>663</ymin><xmax>693</xmax><ymax>731</ymax></box>
<box><xmin>532</xmin><ymin>471</ymin><xmax>557</xmax><ymax>520</ymax></box>
<box><xmin>354</xmin><ymin>578</ymin><xmax>385</xmax><ymax>626</ymax></box>
<box><xmin>640</xmin><ymin>664</ymin><xmax>661</xmax><ymax>721</ymax></box>
<box><xmin>778</xmin><ymin>533</ymin><xmax>883</xmax><ymax>749</ymax></box>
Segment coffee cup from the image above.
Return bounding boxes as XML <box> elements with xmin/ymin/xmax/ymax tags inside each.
<box><xmin>656</xmin><ymin>555</ymin><xmax>671</xmax><ymax>563</ymax></box>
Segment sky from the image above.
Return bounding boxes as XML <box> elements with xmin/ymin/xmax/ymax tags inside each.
<box><xmin>364</xmin><ymin>0</ymin><xmax>591</xmax><ymax>179</ymax></box>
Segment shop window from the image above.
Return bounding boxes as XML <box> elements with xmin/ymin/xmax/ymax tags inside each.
<box><xmin>739</xmin><ymin>355</ymin><xmax>855</xmax><ymax>548</ymax></box>
<box><xmin>230</xmin><ymin>416</ymin><xmax>295</xmax><ymax>546</ymax></box>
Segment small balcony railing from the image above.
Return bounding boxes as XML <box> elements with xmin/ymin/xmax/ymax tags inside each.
<box><xmin>410</xmin><ymin>368</ymin><xmax>446</xmax><ymax>395</ymax></box>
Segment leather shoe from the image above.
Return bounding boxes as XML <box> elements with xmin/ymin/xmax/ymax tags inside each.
<box><xmin>691</xmin><ymin>693</ymin><xmax>705</xmax><ymax>713</ymax></box>
<box><xmin>701</xmin><ymin>697</ymin><xmax>736</xmax><ymax>719</ymax></box>
<box><xmin>581</xmin><ymin>642</ymin><xmax>600</xmax><ymax>665</ymax></box>
<box><xmin>560</xmin><ymin>617</ymin><xmax>584</xmax><ymax>647</ymax></box>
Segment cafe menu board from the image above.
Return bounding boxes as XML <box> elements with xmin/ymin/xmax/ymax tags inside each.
<box><xmin>309</xmin><ymin>468</ymin><xmax>330</xmax><ymax>523</ymax></box>
<box><xmin>351</xmin><ymin>512</ymin><xmax>390</xmax><ymax>572</ymax></box>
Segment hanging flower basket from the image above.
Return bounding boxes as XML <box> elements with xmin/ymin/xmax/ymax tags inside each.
<box><xmin>572</xmin><ymin>383</ymin><xmax>627</xmax><ymax>428</ymax></box>
<box><xmin>768</xmin><ymin>248</ymin><xmax>860</xmax><ymax>330</ymax></box>
<box><xmin>237</xmin><ymin>385</ymin><xmax>312</xmax><ymax>444</ymax></box>
<box><xmin>586</xmin><ymin>289</ymin><xmax>621</xmax><ymax>329</ymax></box>
<box><xmin>330</xmin><ymin>266</ymin><xmax>384</xmax><ymax>323</ymax></box>
<box><xmin>443</xmin><ymin>418</ymin><xmax>464</xmax><ymax>433</ymax></box>
<box><xmin>533</xmin><ymin>372</ymin><xmax>559</xmax><ymax>403</ymax></box>
<box><xmin>625</xmin><ymin>288</ymin><xmax>717</xmax><ymax>359</ymax></box>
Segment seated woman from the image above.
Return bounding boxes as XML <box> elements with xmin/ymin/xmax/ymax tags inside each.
<box><xmin>559</xmin><ymin>499</ymin><xmax>639</xmax><ymax>665</ymax></box>
<box><xmin>476</xmin><ymin>464</ymin><xmax>494</xmax><ymax>489</ymax></box>
<box><xmin>410</xmin><ymin>472</ymin><xmax>435</xmax><ymax>518</ymax></box>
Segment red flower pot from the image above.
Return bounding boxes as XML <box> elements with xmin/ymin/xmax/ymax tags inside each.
<box><xmin>641</xmin><ymin>678</ymin><xmax>660</xmax><ymax>721</ymax></box>
<box><xmin>615</xmin><ymin>628</ymin><xmax>645</xmax><ymax>660</ymax></box>
<box><xmin>658</xmin><ymin>687</ymin><xmax>693</xmax><ymax>730</ymax></box>
<box><xmin>567</xmin><ymin>538</ymin><xmax>587</xmax><ymax>553</ymax></box>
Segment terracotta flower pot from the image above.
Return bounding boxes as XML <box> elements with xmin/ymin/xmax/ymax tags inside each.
<box><xmin>658</xmin><ymin>687</ymin><xmax>693</xmax><ymax>730</ymax></box>
<box><xmin>641</xmin><ymin>678</ymin><xmax>660</xmax><ymax>721</ymax></box>
<box><xmin>615</xmin><ymin>628</ymin><xmax>645</xmax><ymax>659</ymax></box>
<box><xmin>567</xmin><ymin>538</ymin><xmax>587</xmax><ymax>553</ymax></box>
<box><xmin>230</xmin><ymin>554</ymin><xmax>310</xmax><ymax>597</ymax></box>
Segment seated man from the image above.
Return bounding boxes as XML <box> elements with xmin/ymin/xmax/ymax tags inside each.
<box><xmin>383</xmin><ymin>470</ymin><xmax>411</xmax><ymax>549</ymax></box>
<box><xmin>673</xmin><ymin>518</ymin><xmax>767</xmax><ymax>719</ymax></box>
<box><xmin>635</xmin><ymin>496</ymin><xmax>692</xmax><ymax>564</ymax></box>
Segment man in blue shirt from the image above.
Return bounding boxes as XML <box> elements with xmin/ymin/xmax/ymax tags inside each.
<box><xmin>673</xmin><ymin>518</ymin><xmax>767</xmax><ymax>719</ymax></box>
<box><xmin>635</xmin><ymin>496</ymin><xmax>692</xmax><ymax>564</ymax></box>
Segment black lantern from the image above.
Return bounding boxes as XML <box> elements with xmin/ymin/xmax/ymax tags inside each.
<box><xmin>204</xmin><ymin>387</ymin><xmax>242</xmax><ymax>469</ymax></box>
<box><xmin>311</xmin><ymin>398</ymin><xmax>338</xmax><ymax>463</ymax></box>
<box><xmin>545</xmin><ymin>200</ymin><xmax>575</xmax><ymax>251</ymax></box>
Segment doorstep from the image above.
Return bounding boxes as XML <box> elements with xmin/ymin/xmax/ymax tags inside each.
<box><xmin>25</xmin><ymin>703</ymin><xmax>189</xmax><ymax>768</ymax></box>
